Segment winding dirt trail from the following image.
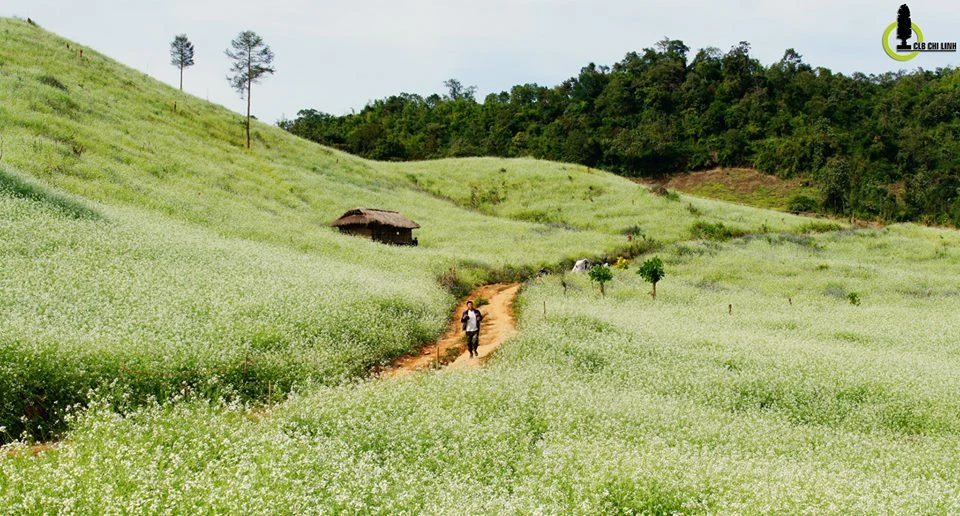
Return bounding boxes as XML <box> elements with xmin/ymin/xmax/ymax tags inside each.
<box><xmin>381</xmin><ymin>283</ymin><xmax>521</xmax><ymax>377</ymax></box>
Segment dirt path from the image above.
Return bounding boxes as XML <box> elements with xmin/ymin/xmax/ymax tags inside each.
<box><xmin>381</xmin><ymin>283</ymin><xmax>521</xmax><ymax>377</ymax></box>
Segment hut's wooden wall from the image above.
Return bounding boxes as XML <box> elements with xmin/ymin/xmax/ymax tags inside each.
<box><xmin>338</xmin><ymin>225</ymin><xmax>416</xmax><ymax>245</ymax></box>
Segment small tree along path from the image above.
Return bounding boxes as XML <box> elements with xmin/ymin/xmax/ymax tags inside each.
<box><xmin>382</xmin><ymin>283</ymin><xmax>521</xmax><ymax>377</ymax></box>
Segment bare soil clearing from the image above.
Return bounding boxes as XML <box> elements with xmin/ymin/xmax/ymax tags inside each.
<box><xmin>641</xmin><ymin>167</ymin><xmax>817</xmax><ymax>210</ymax></box>
<box><xmin>5</xmin><ymin>442</ymin><xmax>57</xmax><ymax>459</ymax></box>
<box><xmin>381</xmin><ymin>283</ymin><xmax>521</xmax><ymax>377</ymax></box>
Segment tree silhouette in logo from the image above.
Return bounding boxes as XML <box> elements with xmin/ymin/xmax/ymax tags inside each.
<box><xmin>897</xmin><ymin>4</ymin><xmax>912</xmax><ymax>50</ymax></box>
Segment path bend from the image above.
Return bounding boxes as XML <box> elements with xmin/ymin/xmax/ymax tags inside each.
<box><xmin>381</xmin><ymin>283</ymin><xmax>521</xmax><ymax>377</ymax></box>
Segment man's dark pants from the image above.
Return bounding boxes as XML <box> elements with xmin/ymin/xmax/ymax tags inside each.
<box><xmin>466</xmin><ymin>330</ymin><xmax>480</xmax><ymax>356</ymax></box>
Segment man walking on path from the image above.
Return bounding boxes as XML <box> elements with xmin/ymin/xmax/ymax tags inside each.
<box><xmin>461</xmin><ymin>300</ymin><xmax>484</xmax><ymax>357</ymax></box>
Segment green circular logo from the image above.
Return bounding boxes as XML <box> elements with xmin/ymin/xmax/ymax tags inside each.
<box><xmin>883</xmin><ymin>21</ymin><xmax>924</xmax><ymax>61</ymax></box>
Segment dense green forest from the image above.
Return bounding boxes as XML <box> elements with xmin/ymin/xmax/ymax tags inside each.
<box><xmin>280</xmin><ymin>40</ymin><xmax>960</xmax><ymax>225</ymax></box>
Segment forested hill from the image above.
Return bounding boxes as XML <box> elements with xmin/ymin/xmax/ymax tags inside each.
<box><xmin>281</xmin><ymin>40</ymin><xmax>960</xmax><ymax>226</ymax></box>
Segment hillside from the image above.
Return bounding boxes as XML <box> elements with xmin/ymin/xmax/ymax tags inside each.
<box><xmin>0</xmin><ymin>17</ymin><xmax>815</xmax><ymax>438</ymax></box>
<box><xmin>4</xmin><ymin>17</ymin><xmax>960</xmax><ymax>513</ymax></box>
<box><xmin>283</xmin><ymin>41</ymin><xmax>960</xmax><ymax>226</ymax></box>
<box><xmin>649</xmin><ymin>167</ymin><xmax>820</xmax><ymax>212</ymax></box>
<box><xmin>0</xmin><ymin>19</ymin><xmax>811</xmax><ymax>265</ymax></box>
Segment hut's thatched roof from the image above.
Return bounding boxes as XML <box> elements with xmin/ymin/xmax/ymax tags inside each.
<box><xmin>331</xmin><ymin>208</ymin><xmax>420</xmax><ymax>229</ymax></box>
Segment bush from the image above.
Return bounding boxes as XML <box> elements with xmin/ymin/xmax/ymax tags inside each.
<box><xmin>637</xmin><ymin>256</ymin><xmax>666</xmax><ymax>299</ymax></box>
<box><xmin>588</xmin><ymin>265</ymin><xmax>613</xmax><ymax>297</ymax></box>
<box><xmin>438</xmin><ymin>268</ymin><xmax>473</xmax><ymax>298</ymax></box>
<box><xmin>796</xmin><ymin>221</ymin><xmax>843</xmax><ymax>234</ymax></box>
<box><xmin>787</xmin><ymin>195</ymin><xmax>818</xmax><ymax>214</ymax></box>
<box><xmin>650</xmin><ymin>184</ymin><xmax>680</xmax><ymax>201</ymax></box>
<box><xmin>689</xmin><ymin>221</ymin><xmax>746</xmax><ymax>241</ymax></box>
<box><xmin>621</xmin><ymin>224</ymin><xmax>645</xmax><ymax>238</ymax></box>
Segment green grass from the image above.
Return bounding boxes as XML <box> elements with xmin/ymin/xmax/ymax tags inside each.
<box><xmin>0</xmin><ymin>17</ymin><xmax>679</xmax><ymax>438</ymax></box>
<box><xmin>3</xmin><ymin>16</ymin><xmax>960</xmax><ymax>513</ymax></box>
<box><xmin>0</xmin><ymin>19</ymin><xmax>625</xmax><ymax>272</ymax></box>
<box><xmin>382</xmin><ymin>158</ymin><xmax>818</xmax><ymax>240</ymax></box>
<box><xmin>0</xmin><ymin>16</ymin><xmax>833</xmax><ymax>440</ymax></box>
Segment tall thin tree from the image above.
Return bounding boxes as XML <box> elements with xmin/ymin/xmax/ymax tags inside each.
<box><xmin>169</xmin><ymin>34</ymin><xmax>195</xmax><ymax>91</ymax></box>
<box><xmin>225</xmin><ymin>31</ymin><xmax>275</xmax><ymax>149</ymax></box>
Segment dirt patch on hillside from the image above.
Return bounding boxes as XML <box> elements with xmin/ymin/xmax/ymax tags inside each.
<box><xmin>4</xmin><ymin>442</ymin><xmax>58</xmax><ymax>459</ymax></box>
<box><xmin>642</xmin><ymin>168</ymin><xmax>817</xmax><ymax>210</ymax></box>
<box><xmin>380</xmin><ymin>283</ymin><xmax>521</xmax><ymax>377</ymax></box>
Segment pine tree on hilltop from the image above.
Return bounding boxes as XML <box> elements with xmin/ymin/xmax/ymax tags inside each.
<box><xmin>169</xmin><ymin>34</ymin><xmax>195</xmax><ymax>91</ymax></box>
<box><xmin>226</xmin><ymin>31</ymin><xmax>275</xmax><ymax>150</ymax></box>
<box><xmin>896</xmin><ymin>4</ymin><xmax>912</xmax><ymax>49</ymax></box>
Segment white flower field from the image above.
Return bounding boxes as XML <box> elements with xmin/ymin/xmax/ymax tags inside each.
<box><xmin>3</xmin><ymin>16</ymin><xmax>960</xmax><ymax>513</ymax></box>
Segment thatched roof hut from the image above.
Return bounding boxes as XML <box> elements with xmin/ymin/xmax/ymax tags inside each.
<box><xmin>331</xmin><ymin>208</ymin><xmax>420</xmax><ymax>246</ymax></box>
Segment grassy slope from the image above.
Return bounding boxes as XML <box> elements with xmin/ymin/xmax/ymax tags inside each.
<box><xmin>0</xmin><ymin>165</ymin><xmax>454</xmax><ymax>439</ymax></box>
<box><xmin>0</xmin><ymin>18</ymin><xmax>820</xmax><ymax>261</ymax></box>
<box><xmin>0</xmin><ymin>17</ymin><xmax>820</xmax><ymax>439</ymax></box>
<box><xmin>0</xmin><ymin>17</ymin><xmax>615</xmax><ymax>438</ymax></box>
<box><xmin>5</xmin><ymin>17</ymin><xmax>960</xmax><ymax>512</ymax></box>
<box><xmin>381</xmin><ymin>159</ymin><xmax>818</xmax><ymax>239</ymax></box>
<box><xmin>0</xmin><ymin>19</ymin><xmax>618</xmax><ymax>271</ymax></box>
<box><xmin>0</xmin><ymin>17</ymin><xmax>834</xmax><ymax>439</ymax></box>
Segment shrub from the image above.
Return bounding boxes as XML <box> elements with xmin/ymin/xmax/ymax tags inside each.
<box><xmin>621</xmin><ymin>224</ymin><xmax>645</xmax><ymax>238</ymax></box>
<box><xmin>787</xmin><ymin>195</ymin><xmax>818</xmax><ymax>214</ymax></box>
<box><xmin>797</xmin><ymin>221</ymin><xmax>843</xmax><ymax>234</ymax></box>
<box><xmin>650</xmin><ymin>184</ymin><xmax>680</xmax><ymax>201</ymax></box>
<box><xmin>438</xmin><ymin>267</ymin><xmax>472</xmax><ymax>299</ymax></box>
<box><xmin>637</xmin><ymin>256</ymin><xmax>666</xmax><ymax>299</ymax></box>
<box><xmin>588</xmin><ymin>265</ymin><xmax>613</xmax><ymax>297</ymax></box>
<box><xmin>689</xmin><ymin>221</ymin><xmax>746</xmax><ymax>241</ymax></box>
<box><xmin>469</xmin><ymin>183</ymin><xmax>505</xmax><ymax>209</ymax></box>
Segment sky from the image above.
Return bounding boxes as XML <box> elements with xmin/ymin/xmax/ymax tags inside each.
<box><xmin>7</xmin><ymin>1</ymin><xmax>959</xmax><ymax>124</ymax></box>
